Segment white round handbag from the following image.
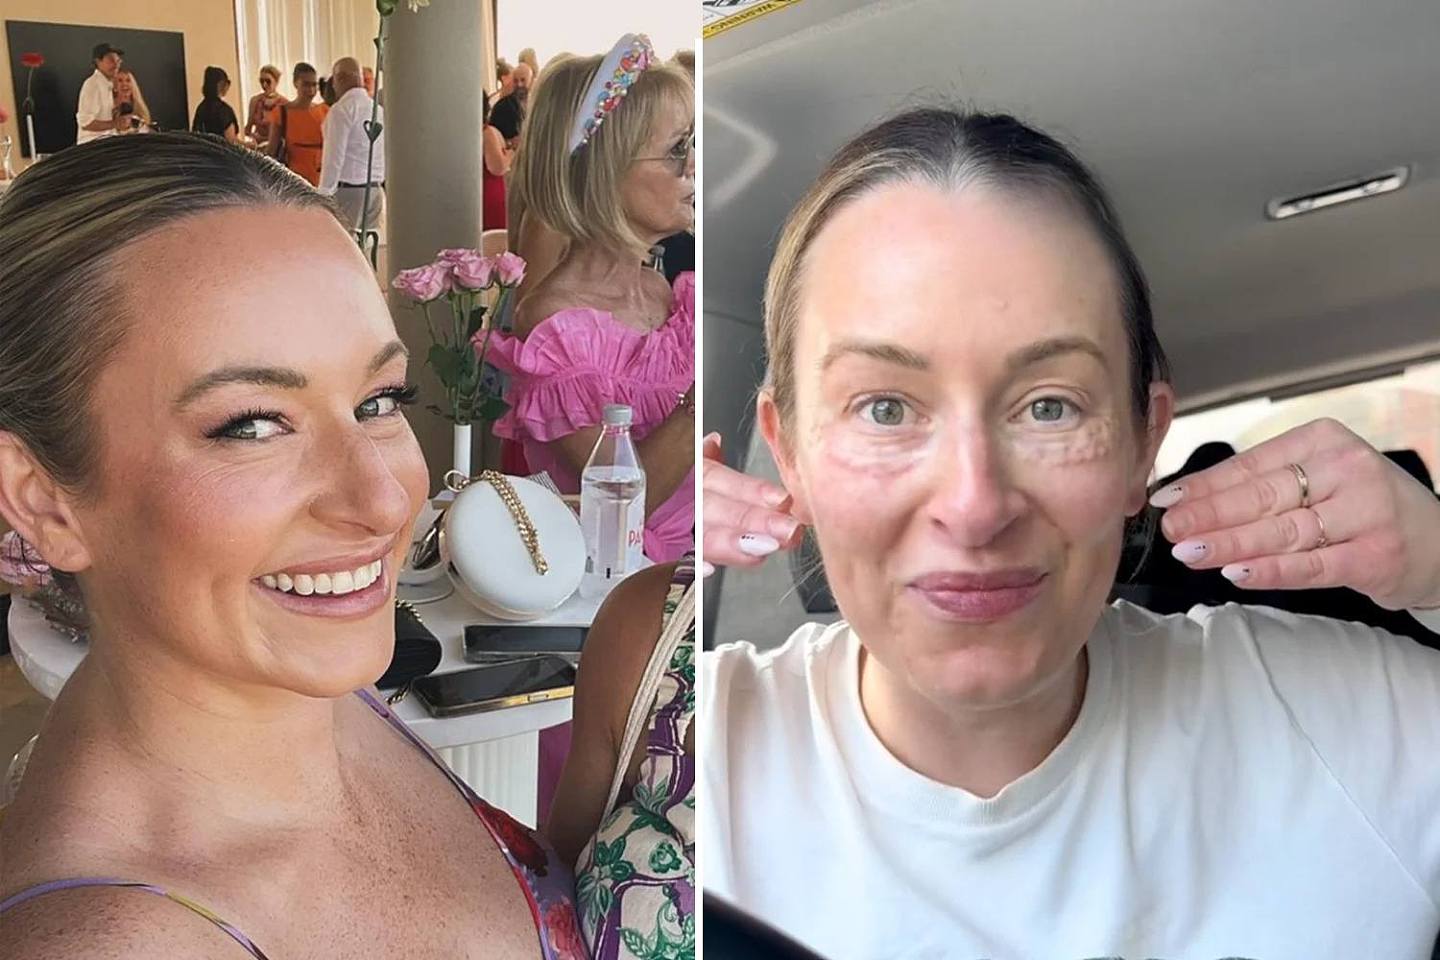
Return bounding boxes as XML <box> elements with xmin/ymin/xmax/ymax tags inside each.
<box><xmin>439</xmin><ymin>472</ymin><xmax>586</xmax><ymax>620</ymax></box>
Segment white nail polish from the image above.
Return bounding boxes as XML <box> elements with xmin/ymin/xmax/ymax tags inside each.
<box><xmin>699</xmin><ymin>561</ymin><xmax>716</xmax><ymax>578</ymax></box>
<box><xmin>1221</xmin><ymin>564</ymin><xmax>1252</xmax><ymax>583</ymax></box>
<box><xmin>737</xmin><ymin>533</ymin><xmax>780</xmax><ymax>557</ymax></box>
<box><xmin>1149</xmin><ymin>484</ymin><xmax>1185</xmax><ymax>508</ymax></box>
<box><xmin>1171</xmin><ymin>540</ymin><xmax>1208</xmax><ymax>563</ymax></box>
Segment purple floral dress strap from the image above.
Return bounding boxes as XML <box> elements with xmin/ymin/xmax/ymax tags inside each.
<box><xmin>0</xmin><ymin>877</ymin><xmax>271</xmax><ymax>958</ymax></box>
<box><xmin>575</xmin><ymin>556</ymin><xmax>697</xmax><ymax>959</ymax></box>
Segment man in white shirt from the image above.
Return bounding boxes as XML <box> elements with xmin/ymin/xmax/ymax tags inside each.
<box><xmin>317</xmin><ymin>57</ymin><xmax>384</xmax><ymax>233</ymax></box>
<box><xmin>75</xmin><ymin>43</ymin><xmax>125</xmax><ymax>145</ymax></box>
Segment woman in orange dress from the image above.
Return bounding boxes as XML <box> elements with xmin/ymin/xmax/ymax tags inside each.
<box><xmin>266</xmin><ymin>62</ymin><xmax>328</xmax><ymax>186</ymax></box>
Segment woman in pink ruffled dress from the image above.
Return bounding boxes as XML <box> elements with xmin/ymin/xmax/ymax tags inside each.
<box><xmin>489</xmin><ymin>38</ymin><xmax>695</xmax><ymax>565</ymax></box>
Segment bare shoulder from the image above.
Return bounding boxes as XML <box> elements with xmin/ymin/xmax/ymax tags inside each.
<box><xmin>0</xmin><ymin>883</ymin><xmax>245</xmax><ymax>960</ymax></box>
<box><xmin>576</xmin><ymin>564</ymin><xmax>681</xmax><ymax>725</ymax></box>
<box><xmin>511</xmin><ymin>275</ymin><xmax>573</xmax><ymax>339</ymax></box>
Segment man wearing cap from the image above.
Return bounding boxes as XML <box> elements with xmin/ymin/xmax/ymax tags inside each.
<box><xmin>76</xmin><ymin>43</ymin><xmax>126</xmax><ymax>145</ymax></box>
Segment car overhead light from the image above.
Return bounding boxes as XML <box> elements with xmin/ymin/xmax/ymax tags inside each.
<box><xmin>1266</xmin><ymin>166</ymin><xmax>1409</xmax><ymax>220</ymax></box>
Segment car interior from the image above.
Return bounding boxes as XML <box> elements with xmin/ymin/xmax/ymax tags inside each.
<box><xmin>701</xmin><ymin>0</ymin><xmax>1440</xmax><ymax>653</ymax></box>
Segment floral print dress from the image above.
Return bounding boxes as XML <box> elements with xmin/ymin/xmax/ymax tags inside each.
<box><xmin>575</xmin><ymin>559</ymin><xmax>697</xmax><ymax>959</ymax></box>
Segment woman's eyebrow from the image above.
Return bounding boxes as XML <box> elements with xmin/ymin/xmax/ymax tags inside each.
<box><xmin>819</xmin><ymin>338</ymin><xmax>929</xmax><ymax>372</ymax></box>
<box><xmin>1005</xmin><ymin>336</ymin><xmax>1108</xmax><ymax>375</ymax></box>
<box><xmin>174</xmin><ymin>341</ymin><xmax>409</xmax><ymax>409</ymax></box>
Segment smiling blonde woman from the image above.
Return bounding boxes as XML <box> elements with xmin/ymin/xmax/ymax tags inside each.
<box><xmin>700</xmin><ymin>108</ymin><xmax>1440</xmax><ymax>958</ymax></box>
<box><xmin>0</xmin><ymin>133</ymin><xmax>582</xmax><ymax>960</ymax></box>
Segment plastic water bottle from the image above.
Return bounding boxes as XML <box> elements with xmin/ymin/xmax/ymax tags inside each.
<box><xmin>579</xmin><ymin>404</ymin><xmax>647</xmax><ymax>599</ymax></box>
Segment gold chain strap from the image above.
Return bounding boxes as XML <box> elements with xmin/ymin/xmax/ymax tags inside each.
<box><xmin>443</xmin><ymin>469</ymin><xmax>549</xmax><ymax>575</ymax></box>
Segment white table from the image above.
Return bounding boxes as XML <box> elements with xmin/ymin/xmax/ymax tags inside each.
<box><xmin>7</xmin><ymin>581</ymin><xmax>610</xmax><ymax>825</ymax></box>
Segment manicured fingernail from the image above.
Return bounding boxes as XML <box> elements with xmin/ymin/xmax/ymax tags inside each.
<box><xmin>1221</xmin><ymin>564</ymin><xmax>1252</xmax><ymax>583</ymax></box>
<box><xmin>1149</xmin><ymin>484</ymin><xmax>1185</xmax><ymax>508</ymax></box>
<box><xmin>1171</xmin><ymin>540</ymin><xmax>1208</xmax><ymax>563</ymax></box>
<box><xmin>699</xmin><ymin>561</ymin><xmax>716</xmax><ymax>578</ymax></box>
<box><xmin>703</xmin><ymin>432</ymin><xmax>721</xmax><ymax>447</ymax></box>
<box><xmin>737</xmin><ymin>533</ymin><xmax>780</xmax><ymax>557</ymax></box>
<box><xmin>769</xmin><ymin>516</ymin><xmax>801</xmax><ymax>541</ymax></box>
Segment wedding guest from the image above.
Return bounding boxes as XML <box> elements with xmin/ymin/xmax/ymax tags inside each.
<box><xmin>362</xmin><ymin>66</ymin><xmax>375</xmax><ymax>97</ymax></box>
<box><xmin>547</xmin><ymin>557</ymin><xmax>697</xmax><ymax>959</ymax></box>
<box><xmin>490</xmin><ymin>34</ymin><xmax>695</xmax><ymax>563</ymax></box>
<box><xmin>482</xmin><ymin>92</ymin><xmax>511</xmax><ymax>230</ymax></box>
<box><xmin>0</xmin><ymin>131</ymin><xmax>582</xmax><ymax>959</ymax></box>
<box><xmin>267</xmin><ymin>62</ymin><xmax>329</xmax><ymax>187</ymax></box>
<box><xmin>319</xmin><ymin>57</ymin><xmax>384</xmax><ymax>232</ymax></box>
<box><xmin>490</xmin><ymin>62</ymin><xmax>532</xmax><ymax>145</ymax></box>
<box><xmin>191</xmin><ymin>66</ymin><xmax>239</xmax><ymax>143</ymax></box>
<box><xmin>497</xmin><ymin>58</ymin><xmax>514</xmax><ymax>96</ymax></box>
<box><xmin>75</xmin><ymin>43</ymin><xmax>124</xmax><ymax>145</ymax></box>
<box><xmin>244</xmin><ymin>65</ymin><xmax>284</xmax><ymax>147</ymax></box>
<box><xmin>112</xmin><ymin>68</ymin><xmax>151</xmax><ymax>134</ymax></box>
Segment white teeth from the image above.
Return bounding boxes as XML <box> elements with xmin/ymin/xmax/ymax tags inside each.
<box><xmin>261</xmin><ymin>558</ymin><xmax>385</xmax><ymax>596</ymax></box>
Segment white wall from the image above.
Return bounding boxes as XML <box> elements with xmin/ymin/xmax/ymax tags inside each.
<box><xmin>496</xmin><ymin>0</ymin><xmax>696</xmax><ymax>69</ymax></box>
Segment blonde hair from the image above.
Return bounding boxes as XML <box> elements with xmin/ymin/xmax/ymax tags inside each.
<box><xmin>513</xmin><ymin>53</ymin><xmax>691</xmax><ymax>257</ymax></box>
<box><xmin>116</xmin><ymin>68</ymin><xmax>151</xmax><ymax>124</ymax></box>
<box><xmin>764</xmin><ymin>108</ymin><xmax>1168</xmax><ymax>429</ymax></box>
<box><xmin>260</xmin><ymin>64</ymin><xmax>281</xmax><ymax>83</ymax></box>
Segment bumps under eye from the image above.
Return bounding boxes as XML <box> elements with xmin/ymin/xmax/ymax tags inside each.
<box><xmin>867</xmin><ymin>399</ymin><xmax>906</xmax><ymax>426</ymax></box>
<box><xmin>1031</xmin><ymin>398</ymin><xmax>1067</xmax><ymax>422</ymax></box>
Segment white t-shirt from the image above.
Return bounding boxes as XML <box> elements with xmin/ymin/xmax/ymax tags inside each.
<box><xmin>75</xmin><ymin>70</ymin><xmax>115</xmax><ymax>145</ymax></box>
<box><xmin>701</xmin><ymin>601</ymin><xmax>1440</xmax><ymax>959</ymax></box>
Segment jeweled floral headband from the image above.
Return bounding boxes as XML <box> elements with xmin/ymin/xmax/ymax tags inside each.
<box><xmin>568</xmin><ymin>33</ymin><xmax>656</xmax><ymax>154</ymax></box>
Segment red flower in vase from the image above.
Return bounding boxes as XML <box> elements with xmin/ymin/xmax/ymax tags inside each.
<box><xmin>20</xmin><ymin>53</ymin><xmax>44</xmax><ymax>69</ymax></box>
<box><xmin>0</xmin><ymin>104</ymin><xmax>10</xmax><ymax>125</ymax></box>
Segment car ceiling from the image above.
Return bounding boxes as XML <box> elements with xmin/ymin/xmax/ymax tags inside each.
<box><xmin>702</xmin><ymin>0</ymin><xmax>1440</xmax><ymax>410</ymax></box>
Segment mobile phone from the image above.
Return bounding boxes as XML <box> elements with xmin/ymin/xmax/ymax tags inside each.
<box><xmin>463</xmin><ymin>624</ymin><xmax>588</xmax><ymax>664</ymax></box>
<box><xmin>411</xmin><ymin>657</ymin><xmax>576</xmax><ymax>718</ymax></box>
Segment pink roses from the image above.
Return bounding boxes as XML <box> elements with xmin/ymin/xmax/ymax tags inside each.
<box><xmin>390</xmin><ymin>248</ymin><xmax>525</xmax><ymax>302</ymax></box>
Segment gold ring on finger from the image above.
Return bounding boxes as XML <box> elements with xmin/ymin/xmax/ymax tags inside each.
<box><xmin>1309</xmin><ymin>507</ymin><xmax>1328</xmax><ymax>550</ymax></box>
<box><xmin>1287</xmin><ymin>462</ymin><xmax>1311</xmax><ymax>508</ymax></box>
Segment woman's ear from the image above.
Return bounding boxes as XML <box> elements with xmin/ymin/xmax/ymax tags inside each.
<box><xmin>1125</xmin><ymin>381</ymin><xmax>1176</xmax><ymax>516</ymax></box>
<box><xmin>0</xmin><ymin>433</ymin><xmax>94</xmax><ymax>574</ymax></box>
<box><xmin>756</xmin><ymin>390</ymin><xmax>814</xmax><ymax>525</ymax></box>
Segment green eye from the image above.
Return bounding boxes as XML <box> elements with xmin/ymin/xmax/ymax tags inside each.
<box><xmin>1031</xmin><ymin>398</ymin><xmax>1069</xmax><ymax>422</ymax></box>
<box><xmin>866</xmin><ymin>398</ymin><xmax>907</xmax><ymax>426</ymax></box>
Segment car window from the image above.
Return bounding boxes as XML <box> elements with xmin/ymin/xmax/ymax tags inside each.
<box><xmin>1157</xmin><ymin>359</ymin><xmax>1440</xmax><ymax>484</ymax></box>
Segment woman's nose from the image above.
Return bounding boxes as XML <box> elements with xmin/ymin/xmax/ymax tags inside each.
<box><xmin>307</xmin><ymin>424</ymin><xmax>415</xmax><ymax>537</ymax></box>
<box><xmin>924</xmin><ymin>429</ymin><xmax>1026</xmax><ymax>548</ymax></box>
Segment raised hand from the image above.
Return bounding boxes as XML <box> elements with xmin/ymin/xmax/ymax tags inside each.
<box><xmin>1152</xmin><ymin>418</ymin><xmax>1440</xmax><ymax>611</ymax></box>
<box><xmin>700</xmin><ymin>433</ymin><xmax>804</xmax><ymax>576</ymax></box>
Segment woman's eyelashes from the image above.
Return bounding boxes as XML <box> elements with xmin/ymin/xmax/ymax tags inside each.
<box><xmin>357</xmin><ymin>383</ymin><xmax>419</xmax><ymax>420</ymax></box>
<box><xmin>206</xmin><ymin>383</ymin><xmax>418</xmax><ymax>443</ymax></box>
